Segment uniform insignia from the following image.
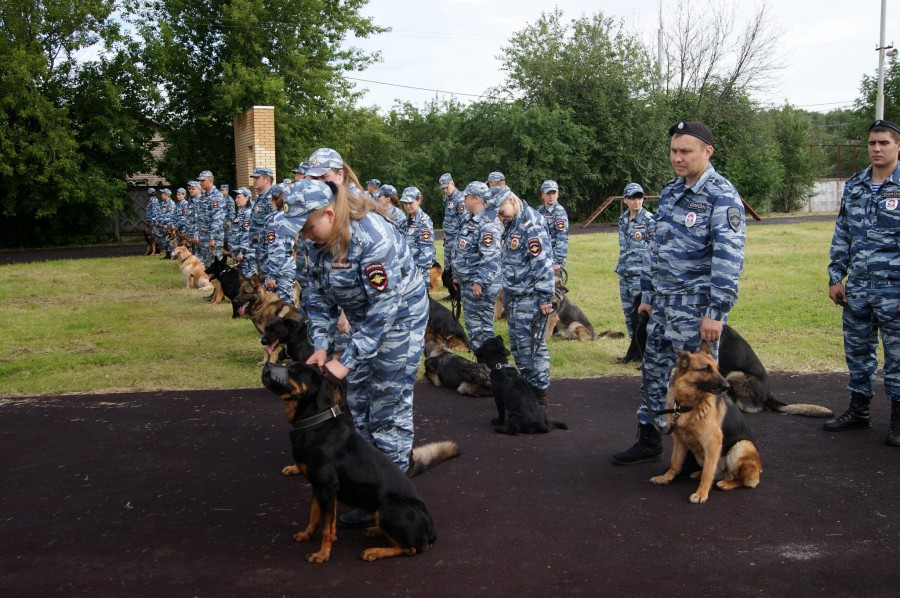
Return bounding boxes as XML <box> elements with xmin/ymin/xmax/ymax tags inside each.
<box><xmin>283</xmin><ymin>204</ymin><xmax>289</xmax><ymax>214</ymax></box>
<box><xmin>242</xmin><ymin>220</ymin><xmax>250</xmax><ymax>229</ymax></box>
<box><xmin>331</xmin><ymin>260</ymin><xmax>352</xmax><ymax>270</ymax></box>
<box><xmin>688</xmin><ymin>201</ymin><xmax>708</xmax><ymax>212</ymax></box>
<box><xmin>365</xmin><ymin>263</ymin><xmax>388</xmax><ymax>291</ymax></box>
<box><xmin>633</xmin><ymin>224</ymin><xmax>645</xmax><ymax>229</ymax></box>
<box><xmin>886</xmin><ymin>198</ymin><xmax>899</xmax><ymax>211</ymax></box>
<box><xmin>510</xmin><ymin>237</ymin><xmax>520</xmax><ymax>250</ymax></box>
<box><xmin>310</xmin><ymin>157</ymin><xmax>318</xmax><ymax>166</ymax></box>
<box><xmin>684</xmin><ymin>212</ymin><xmax>696</xmax><ymax>228</ymax></box>
<box><xmin>555</xmin><ymin>219</ymin><xmax>566</xmax><ymax>231</ymax></box>
<box><xmin>458</xmin><ymin>238</ymin><xmax>467</xmax><ymax>249</ymax></box>
<box><xmin>633</xmin><ymin>232</ymin><xmax>643</xmax><ymax>241</ymax></box>
<box><xmin>727</xmin><ymin>207</ymin><xmax>743</xmax><ymax>232</ymax></box>
<box><xmin>528</xmin><ymin>237</ymin><xmax>542</xmax><ymax>257</ymax></box>
<box><xmin>458</xmin><ymin>204</ymin><xmax>465</xmax><ymax>214</ymax></box>
<box><xmin>212</xmin><ymin>200</ymin><xmax>219</xmax><ymax>208</ymax></box>
<box><xmin>266</xmin><ymin>230</ymin><xmax>275</xmax><ymax>243</ymax></box>
<box><xmin>883</xmin><ymin>190</ymin><xmax>900</xmax><ymax>198</ymax></box>
<box><xmin>467</xmin><ymin>223</ymin><xmax>477</xmax><ymax>230</ymax></box>
<box><xmin>422</xmin><ymin>229</ymin><xmax>431</xmax><ymax>241</ymax></box>
<box><xmin>482</xmin><ymin>232</ymin><xmax>494</xmax><ymax>246</ymax></box>
<box><xmin>253</xmin><ymin>206</ymin><xmax>259</xmax><ymax>213</ymax></box>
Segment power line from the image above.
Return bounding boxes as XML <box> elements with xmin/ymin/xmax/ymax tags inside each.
<box><xmin>346</xmin><ymin>76</ymin><xmax>511</xmax><ymax>101</ymax></box>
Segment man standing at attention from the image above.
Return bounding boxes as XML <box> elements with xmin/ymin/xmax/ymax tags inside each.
<box><xmin>612</xmin><ymin>121</ymin><xmax>745</xmax><ymax>465</ymax></box>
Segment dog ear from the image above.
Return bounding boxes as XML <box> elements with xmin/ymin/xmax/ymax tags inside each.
<box><xmin>698</xmin><ymin>340</ymin><xmax>712</xmax><ymax>355</ymax></box>
<box><xmin>676</xmin><ymin>351</ymin><xmax>692</xmax><ymax>371</ymax></box>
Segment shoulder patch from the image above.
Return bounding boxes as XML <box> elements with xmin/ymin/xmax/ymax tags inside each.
<box><xmin>482</xmin><ymin>231</ymin><xmax>494</xmax><ymax>247</ymax></box>
<box><xmin>727</xmin><ymin>207</ymin><xmax>743</xmax><ymax>233</ymax></box>
<box><xmin>212</xmin><ymin>200</ymin><xmax>219</xmax><ymax>208</ymax></box>
<box><xmin>555</xmin><ymin>219</ymin><xmax>566</xmax><ymax>231</ymax></box>
<box><xmin>527</xmin><ymin>237</ymin><xmax>542</xmax><ymax>257</ymax></box>
<box><xmin>365</xmin><ymin>263</ymin><xmax>388</xmax><ymax>291</ymax></box>
<box><xmin>266</xmin><ymin>230</ymin><xmax>275</xmax><ymax>243</ymax></box>
<box><xmin>242</xmin><ymin>220</ymin><xmax>250</xmax><ymax>229</ymax></box>
<box><xmin>421</xmin><ymin>228</ymin><xmax>432</xmax><ymax>241</ymax></box>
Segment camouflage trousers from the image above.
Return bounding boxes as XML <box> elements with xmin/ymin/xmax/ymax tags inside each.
<box><xmin>345</xmin><ymin>297</ymin><xmax>429</xmax><ymax>472</ymax></box>
<box><xmin>236</xmin><ymin>254</ymin><xmax>256</xmax><ymax>282</ymax></box>
<box><xmin>460</xmin><ymin>280</ymin><xmax>500</xmax><ymax>352</ymax></box>
<box><xmin>504</xmin><ymin>292</ymin><xmax>551</xmax><ymax>391</ymax></box>
<box><xmin>637</xmin><ymin>296</ymin><xmax>720</xmax><ymax>428</ymax></box>
<box><xmin>197</xmin><ymin>236</ymin><xmax>211</xmax><ymax>266</ymax></box>
<box><xmin>618</xmin><ymin>274</ymin><xmax>641</xmax><ymax>339</ymax></box>
<box><xmin>268</xmin><ymin>275</ymin><xmax>294</xmax><ymax>305</ymax></box>
<box><xmin>842</xmin><ymin>278</ymin><xmax>900</xmax><ymax>400</ymax></box>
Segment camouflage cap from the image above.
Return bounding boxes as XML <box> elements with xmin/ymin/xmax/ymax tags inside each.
<box><xmin>282</xmin><ymin>179</ymin><xmax>292</xmax><ymax>185</ymax></box>
<box><xmin>486</xmin><ymin>171</ymin><xmax>505</xmax><ymax>183</ymax></box>
<box><xmin>197</xmin><ymin>170</ymin><xmax>214</xmax><ymax>180</ymax></box>
<box><xmin>484</xmin><ymin>185</ymin><xmax>511</xmax><ymax>210</ymax></box>
<box><xmin>270</xmin><ymin>184</ymin><xmax>288</xmax><ymax>201</ymax></box>
<box><xmin>160</xmin><ymin>188</ymin><xmax>171</xmax><ymax>196</ymax></box>
<box><xmin>176</xmin><ymin>187</ymin><xmax>187</xmax><ymax>195</ymax></box>
<box><xmin>439</xmin><ymin>173</ymin><xmax>453</xmax><ymax>187</ymax></box>
<box><xmin>377</xmin><ymin>184</ymin><xmax>398</xmax><ymax>198</ymax></box>
<box><xmin>623</xmin><ymin>182</ymin><xmax>645</xmax><ymax>197</ymax></box>
<box><xmin>463</xmin><ymin>181</ymin><xmax>489</xmax><ymax>199</ymax></box>
<box><xmin>252</xmin><ymin>167</ymin><xmax>274</xmax><ymax>178</ymax></box>
<box><xmin>236</xmin><ymin>187</ymin><xmax>252</xmax><ymax>198</ymax></box>
<box><xmin>400</xmin><ymin>186</ymin><xmax>422</xmax><ymax>203</ymax></box>
<box><xmin>668</xmin><ymin>121</ymin><xmax>714</xmax><ymax>147</ymax></box>
<box><xmin>186</xmin><ymin>181</ymin><xmax>199</xmax><ymax>189</ymax></box>
<box><xmin>219</xmin><ymin>184</ymin><xmax>230</xmax><ymax>191</ymax></box>
<box><xmin>306</xmin><ymin>148</ymin><xmax>344</xmax><ymax>177</ymax></box>
<box><xmin>283</xmin><ymin>179</ymin><xmax>335</xmax><ymax>229</ymax></box>
<box><xmin>291</xmin><ymin>161</ymin><xmax>310</xmax><ymax>175</ymax></box>
<box><xmin>540</xmin><ymin>180</ymin><xmax>559</xmax><ymax>193</ymax></box>
<box><xmin>147</xmin><ymin>187</ymin><xmax>156</xmax><ymax>195</ymax></box>
<box><xmin>366</xmin><ymin>178</ymin><xmax>381</xmax><ymax>188</ymax></box>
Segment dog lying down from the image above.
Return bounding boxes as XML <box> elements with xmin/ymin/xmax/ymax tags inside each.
<box><xmin>423</xmin><ymin>339</ymin><xmax>492</xmax><ymax>397</ymax></box>
<box><xmin>261</xmin><ymin>361</ymin><xmax>459</xmax><ymax>562</ymax></box>
<box><xmin>650</xmin><ymin>341</ymin><xmax>762</xmax><ymax>504</ymax></box>
<box><xmin>473</xmin><ymin>335</ymin><xmax>567</xmax><ymax>435</ymax></box>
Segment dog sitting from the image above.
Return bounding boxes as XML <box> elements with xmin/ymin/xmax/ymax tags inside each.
<box><xmin>423</xmin><ymin>339</ymin><xmax>492</xmax><ymax>397</ymax></box>
<box><xmin>260</xmin><ymin>361</ymin><xmax>458</xmax><ymax>562</ymax></box>
<box><xmin>650</xmin><ymin>341</ymin><xmax>762</xmax><ymax>504</ymax></box>
<box><xmin>144</xmin><ymin>226</ymin><xmax>160</xmax><ymax>256</ymax></box>
<box><xmin>425</xmin><ymin>297</ymin><xmax>468</xmax><ymax>350</ymax></box>
<box><xmin>548</xmin><ymin>284</ymin><xmax>595</xmax><ymax>341</ymax></box>
<box><xmin>261</xmin><ymin>316</ymin><xmax>314</xmax><ymax>363</ymax></box>
<box><xmin>473</xmin><ymin>335</ymin><xmax>567</xmax><ymax>435</ymax></box>
<box><xmin>235</xmin><ymin>274</ymin><xmax>301</xmax><ymax>334</ymax></box>
<box><xmin>170</xmin><ymin>246</ymin><xmax>213</xmax><ymax>290</ymax></box>
<box><xmin>205</xmin><ymin>256</ymin><xmax>245</xmax><ymax>318</ymax></box>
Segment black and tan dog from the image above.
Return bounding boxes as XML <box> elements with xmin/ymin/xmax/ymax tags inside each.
<box><xmin>235</xmin><ymin>274</ymin><xmax>300</xmax><ymax>334</ymax></box>
<box><xmin>423</xmin><ymin>339</ymin><xmax>492</xmax><ymax>397</ymax></box>
<box><xmin>261</xmin><ymin>316</ymin><xmax>314</xmax><ymax>363</ymax></box>
<box><xmin>548</xmin><ymin>284</ymin><xmax>595</xmax><ymax>341</ymax></box>
<box><xmin>205</xmin><ymin>256</ymin><xmax>245</xmax><ymax>318</ymax></box>
<box><xmin>650</xmin><ymin>341</ymin><xmax>762</xmax><ymax>504</ymax></box>
<box><xmin>473</xmin><ymin>335</ymin><xmax>567</xmax><ymax>435</ymax></box>
<box><xmin>261</xmin><ymin>361</ymin><xmax>458</xmax><ymax>562</ymax></box>
<box><xmin>425</xmin><ymin>297</ymin><xmax>468</xmax><ymax>351</ymax></box>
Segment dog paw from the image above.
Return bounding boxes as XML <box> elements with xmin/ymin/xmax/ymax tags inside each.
<box><xmin>293</xmin><ymin>530</ymin><xmax>313</xmax><ymax>542</ymax></box>
<box><xmin>306</xmin><ymin>550</ymin><xmax>330</xmax><ymax>563</ymax></box>
<box><xmin>362</xmin><ymin>525</ymin><xmax>384</xmax><ymax>538</ymax></box>
<box><xmin>689</xmin><ymin>492</ymin><xmax>709</xmax><ymax>504</ymax></box>
<box><xmin>649</xmin><ymin>475</ymin><xmax>672</xmax><ymax>485</ymax></box>
<box><xmin>282</xmin><ymin>464</ymin><xmax>301</xmax><ymax>476</ymax></box>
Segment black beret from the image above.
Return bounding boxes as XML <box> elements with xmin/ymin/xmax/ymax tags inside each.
<box><xmin>869</xmin><ymin>119</ymin><xmax>900</xmax><ymax>136</ymax></box>
<box><xmin>669</xmin><ymin>121</ymin><xmax>715</xmax><ymax>147</ymax></box>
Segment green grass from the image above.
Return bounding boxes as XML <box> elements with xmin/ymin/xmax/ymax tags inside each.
<box><xmin>0</xmin><ymin>220</ymin><xmax>848</xmax><ymax>396</ymax></box>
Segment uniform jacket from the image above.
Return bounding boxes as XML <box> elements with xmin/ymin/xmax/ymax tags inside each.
<box><xmin>537</xmin><ymin>201</ymin><xmax>569</xmax><ymax>267</ymax></box>
<box><xmin>616</xmin><ymin>207</ymin><xmax>654</xmax><ymax>278</ymax></box>
<box><xmin>228</xmin><ymin>205</ymin><xmax>252</xmax><ymax>259</ymax></box>
<box><xmin>404</xmin><ymin>209</ymin><xmax>436</xmax><ymax>277</ymax></box>
<box><xmin>500</xmin><ymin>202</ymin><xmax>555</xmax><ymax>304</ymax></box>
<box><xmin>452</xmin><ymin>209</ymin><xmax>502</xmax><ymax>287</ymax></box>
<box><xmin>262</xmin><ymin>211</ymin><xmax>296</xmax><ymax>280</ymax></box>
<box><xmin>442</xmin><ymin>188</ymin><xmax>465</xmax><ymax>242</ymax></box>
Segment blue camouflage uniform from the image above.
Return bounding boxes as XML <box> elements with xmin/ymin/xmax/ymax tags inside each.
<box><xmin>440</xmin><ymin>173</ymin><xmax>465</xmax><ymax>270</ymax></box>
<box><xmin>156</xmin><ymin>191</ymin><xmax>176</xmax><ymax>255</ymax></box>
<box><xmin>221</xmin><ymin>185</ymin><xmax>234</xmax><ymax>250</ymax></box>
<box><xmin>145</xmin><ymin>192</ymin><xmax>159</xmax><ymax>240</ymax></box>
<box><xmin>400</xmin><ymin>187</ymin><xmax>436</xmax><ymax>283</ymax></box>
<box><xmin>228</xmin><ymin>188</ymin><xmax>255</xmax><ymax>280</ymax></box>
<box><xmin>206</xmin><ymin>187</ymin><xmax>226</xmax><ymax>265</ymax></box>
<box><xmin>638</xmin><ymin>163</ymin><xmax>745</xmax><ymax>428</ymax></box>
<box><xmin>498</xmin><ymin>189</ymin><xmax>556</xmax><ymax>392</ymax></box>
<box><xmin>452</xmin><ymin>182</ymin><xmax>502</xmax><ymax>351</ymax></box>
<box><xmin>262</xmin><ymin>185</ymin><xmax>296</xmax><ymax>304</ymax></box>
<box><xmin>186</xmin><ymin>189</ymin><xmax>200</xmax><ymax>254</ymax></box>
<box><xmin>616</xmin><ymin>191</ymin><xmax>654</xmax><ymax>339</ymax></box>
<box><xmin>537</xmin><ymin>180</ymin><xmax>569</xmax><ymax>270</ymax></box>
<box><xmin>375</xmin><ymin>184</ymin><xmax>406</xmax><ymax>229</ymax></box>
<box><xmin>173</xmin><ymin>189</ymin><xmax>189</xmax><ymax>242</ymax></box>
<box><xmin>828</xmin><ymin>161</ymin><xmax>900</xmax><ymax>404</ymax></box>
<box><xmin>250</xmin><ymin>186</ymin><xmax>274</xmax><ymax>275</ymax></box>
<box><xmin>284</xmin><ymin>179</ymin><xmax>429</xmax><ymax>472</ymax></box>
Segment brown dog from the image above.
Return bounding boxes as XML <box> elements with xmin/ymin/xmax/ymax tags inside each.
<box><xmin>429</xmin><ymin>261</ymin><xmax>443</xmax><ymax>293</ymax></box>
<box><xmin>235</xmin><ymin>274</ymin><xmax>301</xmax><ymax>335</ymax></box>
<box><xmin>170</xmin><ymin>246</ymin><xmax>213</xmax><ymax>290</ymax></box>
<box><xmin>650</xmin><ymin>341</ymin><xmax>761</xmax><ymax>504</ymax></box>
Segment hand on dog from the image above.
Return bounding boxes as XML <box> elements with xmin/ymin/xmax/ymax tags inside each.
<box><xmin>829</xmin><ymin>283</ymin><xmax>846</xmax><ymax>306</ymax></box>
<box><xmin>638</xmin><ymin>302</ymin><xmax>652</xmax><ymax>316</ymax></box>
<box><xmin>324</xmin><ymin>359</ymin><xmax>348</xmax><ymax>382</ymax></box>
<box><xmin>540</xmin><ymin>303</ymin><xmax>553</xmax><ymax>315</ymax></box>
<box><xmin>307</xmin><ymin>349</ymin><xmax>328</xmax><ymax>368</ymax></box>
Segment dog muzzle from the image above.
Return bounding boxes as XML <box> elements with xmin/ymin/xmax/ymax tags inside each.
<box><xmin>262</xmin><ymin>362</ymin><xmax>292</xmax><ymax>394</ymax></box>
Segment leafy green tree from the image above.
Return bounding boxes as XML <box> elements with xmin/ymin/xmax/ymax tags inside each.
<box><xmin>764</xmin><ymin>105</ymin><xmax>823</xmax><ymax>212</ymax></box>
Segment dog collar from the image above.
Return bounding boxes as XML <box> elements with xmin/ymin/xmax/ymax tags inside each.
<box><xmin>654</xmin><ymin>403</ymin><xmax>693</xmax><ymax>435</ymax></box>
<box><xmin>494</xmin><ymin>364</ymin><xmax>516</xmax><ymax>371</ymax></box>
<box><xmin>291</xmin><ymin>405</ymin><xmax>343</xmax><ymax>431</ymax></box>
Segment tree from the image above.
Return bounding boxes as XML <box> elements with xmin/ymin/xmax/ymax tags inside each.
<box><xmin>765</xmin><ymin>105</ymin><xmax>823</xmax><ymax>212</ymax></box>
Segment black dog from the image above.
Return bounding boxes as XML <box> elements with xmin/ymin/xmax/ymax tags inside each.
<box><xmin>423</xmin><ymin>339</ymin><xmax>492</xmax><ymax>397</ymax></box>
<box><xmin>426</xmin><ymin>297</ymin><xmax>468</xmax><ymax>350</ymax></box>
<box><xmin>261</xmin><ymin>361</ymin><xmax>459</xmax><ymax>562</ymax></box>
<box><xmin>261</xmin><ymin>316</ymin><xmax>314</xmax><ymax>363</ymax></box>
<box><xmin>205</xmin><ymin>256</ymin><xmax>245</xmax><ymax>318</ymax></box>
<box><xmin>473</xmin><ymin>336</ymin><xmax>567</xmax><ymax>435</ymax></box>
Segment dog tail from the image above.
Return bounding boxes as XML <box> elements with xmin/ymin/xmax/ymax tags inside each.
<box><xmin>549</xmin><ymin>420</ymin><xmax>568</xmax><ymax>430</ymax></box>
<box><xmin>765</xmin><ymin>396</ymin><xmax>834</xmax><ymax>418</ymax></box>
<box><xmin>408</xmin><ymin>440</ymin><xmax>460</xmax><ymax>477</ymax></box>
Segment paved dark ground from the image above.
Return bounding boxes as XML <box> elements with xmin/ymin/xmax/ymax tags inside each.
<box><xmin>2</xmin><ymin>373</ymin><xmax>898</xmax><ymax>597</ymax></box>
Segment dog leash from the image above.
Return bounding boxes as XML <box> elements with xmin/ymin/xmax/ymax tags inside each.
<box><xmin>653</xmin><ymin>403</ymin><xmax>693</xmax><ymax>435</ymax></box>
<box><xmin>451</xmin><ymin>292</ymin><xmax>462</xmax><ymax>322</ymax></box>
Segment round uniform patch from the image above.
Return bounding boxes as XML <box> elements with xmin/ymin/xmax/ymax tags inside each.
<box><xmin>266</xmin><ymin>230</ymin><xmax>275</xmax><ymax>243</ymax></box>
<box><xmin>243</xmin><ymin>220</ymin><xmax>250</xmax><ymax>229</ymax></box>
<box><xmin>510</xmin><ymin>237</ymin><xmax>520</xmax><ymax>250</ymax></box>
<box><xmin>365</xmin><ymin>263</ymin><xmax>388</xmax><ymax>291</ymax></box>
<box><xmin>633</xmin><ymin>231</ymin><xmax>642</xmax><ymax>241</ymax></box>
<box><xmin>684</xmin><ymin>212</ymin><xmax>696</xmax><ymax>228</ymax></box>
<box><xmin>458</xmin><ymin>238</ymin><xmax>467</xmax><ymax>250</ymax></box>
<box><xmin>457</xmin><ymin>204</ymin><xmax>465</xmax><ymax>214</ymax></box>
<box><xmin>555</xmin><ymin>220</ymin><xmax>566</xmax><ymax>231</ymax></box>
<box><xmin>528</xmin><ymin>237</ymin><xmax>542</xmax><ymax>257</ymax></box>
<box><xmin>253</xmin><ymin>205</ymin><xmax>259</xmax><ymax>213</ymax></box>
<box><xmin>887</xmin><ymin>198</ymin><xmax>898</xmax><ymax>211</ymax></box>
<box><xmin>422</xmin><ymin>229</ymin><xmax>432</xmax><ymax>241</ymax></box>
<box><xmin>482</xmin><ymin>232</ymin><xmax>494</xmax><ymax>247</ymax></box>
<box><xmin>212</xmin><ymin>200</ymin><xmax>219</xmax><ymax>208</ymax></box>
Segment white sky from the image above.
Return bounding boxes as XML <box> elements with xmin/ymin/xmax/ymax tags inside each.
<box><xmin>347</xmin><ymin>0</ymin><xmax>900</xmax><ymax>115</ymax></box>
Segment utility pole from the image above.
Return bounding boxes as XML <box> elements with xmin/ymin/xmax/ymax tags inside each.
<box><xmin>657</xmin><ymin>0</ymin><xmax>664</xmax><ymax>91</ymax></box>
<box><xmin>876</xmin><ymin>0</ymin><xmax>894</xmax><ymax>119</ymax></box>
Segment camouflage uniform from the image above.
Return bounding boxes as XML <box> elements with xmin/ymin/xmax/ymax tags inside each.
<box><xmin>616</xmin><ymin>206</ymin><xmax>654</xmax><ymax>338</ymax></box>
<box><xmin>250</xmin><ymin>186</ymin><xmax>274</xmax><ymax>275</ymax></box>
<box><xmin>637</xmin><ymin>163</ymin><xmax>745</xmax><ymax>428</ymax></box>
<box><xmin>262</xmin><ymin>192</ymin><xmax>297</xmax><ymax>304</ymax></box>
<box><xmin>186</xmin><ymin>189</ymin><xmax>200</xmax><ymax>255</ymax></box>
<box><xmin>400</xmin><ymin>187</ymin><xmax>436</xmax><ymax>284</ymax></box>
<box><xmin>498</xmin><ymin>190</ymin><xmax>556</xmax><ymax>392</ymax></box>
<box><xmin>287</xmin><ymin>180</ymin><xmax>429</xmax><ymax>472</ymax></box>
<box><xmin>156</xmin><ymin>191</ymin><xmax>175</xmax><ymax>255</ymax></box>
<box><xmin>828</xmin><ymin>162</ymin><xmax>900</xmax><ymax>403</ymax></box>
<box><xmin>537</xmin><ymin>181</ymin><xmax>569</xmax><ymax>270</ymax></box>
<box><xmin>440</xmin><ymin>173</ymin><xmax>465</xmax><ymax>270</ymax></box>
<box><xmin>206</xmin><ymin>187</ymin><xmax>226</xmax><ymax>265</ymax></box>
<box><xmin>173</xmin><ymin>189</ymin><xmax>189</xmax><ymax>243</ymax></box>
<box><xmin>228</xmin><ymin>190</ymin><xmax>254</xmax><ymax>280</ymax></box>
<box><xmin>145</xmin><ymin>193</ymin><xmax>159</xmax><ymax>242</ymax></box>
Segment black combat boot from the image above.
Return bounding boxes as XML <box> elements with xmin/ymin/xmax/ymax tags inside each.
<box><xmin>887</xmin><ymin>401</ymin><xmax>900</xmax><ymax>447</ymax></box>
<box><xmin>612</xmin><ymin>423</ymin><xmax>663</xmax><ymax>465</ymax></box>
<box><xmin>823</xmin><ymin>392</ymin><xmax>872</xmax><ymax>431</ymax></box>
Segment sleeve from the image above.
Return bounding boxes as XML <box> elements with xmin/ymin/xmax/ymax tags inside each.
<box><xmin>474</xmin><ymin>220</ymin><xmax>501</xmax><ymax>287</ymax></box>
<box><xmin>417</xmin><ymin>217</ymin><xmax>436</xmax><ymax>276</ymax></box>
<box><xmin>210</xmin><ymin>195</ymin><xmax>226</xmax><ymax>246</ymax></box>
<box><xmin>640</xmin><ymin>217</ymin><xmax>657</xmax><ymax>306</ymax></box>
<box><xmin>705</xmin><ymin>187</ymin><xmax>746</xmax><ymax>320</ymax></box>
<box><xmin>529</xmin><ymin>218</ymin><xmax>556</xmax><ymax>303</ymax></box>
<box><xmin>305</xmin><ymin>267</ymin><xmax>340</xmax><ymax>354</ymax></box>
<box><xmin>827</xmin><ymin>186</ymin><xmax>852</xmax><ymax>285</ymax></box>
<box><xmin>615</xmin><ymin>216</ymin><xmax>627</xmax><ymax>274</ymax></box>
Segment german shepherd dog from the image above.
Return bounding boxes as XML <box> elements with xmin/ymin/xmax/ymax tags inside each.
<box><xmin>143</xmin><ymin>225</ymin><xmax>160</xmax><ymax>256</ymax></box>
<box><xmin>650</xmin><ymin>341</ymin><xmax>762</xmax><ymax>504</ymax></box>
<box><xmin>423</xmin><ymin>339</ymin><xmax>492</xmax><ymax>397</ymax></box>
<box><xmin>473</xmin><ymin>336</ymin><xmax>567</xmax><ymax>435</ymax></box>
<box><xmin>426</xmin><ymin>297</ymin><xmax>468</xmax><ymax>350</ymax></box>
<box><xmin>548</xmin><ymin>284</ymin><xmax>595</xmax><ymax>341</ymax></box>
<box><xmin>205</xmin><ymin>256</ymin><xmax>245</xmax><ymax>318</ymax></box>
<box><xmin>235</xmin><ymin>274</ymin><xmax>301</xmax><ymax>334</ymax></box>
<box><xmin>623</xmin><ymin>297</ymin><xmax>832</xmax><ymax>417</ymax></box>
<box><xmin>429</xmin><ymin>260</ymin><xmax>443</xmax><ymax>293</ymax></box>
<box><xmin>261</xmin><ymin>316</ymin><xmax>314</xmax><ymax>363</ymax></box>
<box><xmin>261</xmin><ymin>361</ymin><xmax>459</xmax><ymax>562</ymax></box>
<box><xmin>170</xmin><ymin>246</ymin><xmax>213</xmax><ymax>290</ymax></box>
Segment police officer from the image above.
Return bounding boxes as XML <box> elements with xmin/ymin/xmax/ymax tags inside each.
<box><xmin>229</xmin><ymin>187</ymin><xmax>255</xmax><ymax>280</ymax></box>
<box><xmin>261</xmin><ymin>184</ymin><xmax>296</xmax><ymax>304</ymax></box>
<box><xmin>375</xmin><ymin>184</ymin><xmax>406</xmax><ymax>227</ymax></box>
<box><xmin>495</xmin><ymin>186</ymin><xmax>556</xmax><ymax>405</ymax></box>
<box><xmin>186</xmin><ymin>181</ymin><xmax>201</xmax><ymax>255</ymax></box>
<box><xmin>156</xmin><ymin>188</ymin><xmax>176</xmax><ymax>259</ymax></box>
<box><xmin>612</xmin><ymin>121</ymin><xmax>745</xmax><ymax>465</ymax></box>
<box><xmin>282</xmin><ymin>179</ymin><xmax>429</xmax><ymax>528</ymax></box>
<box><xmin>220</xmin><ymin>184</ymin><xmax>235</xmax><ymax>251</ymax></box>
<box><xmin>537</xmin><ymin>180</ymin><xmax>569</xmax><ymax>276</ymax></box>
<box><xmin>439</xmin><ymin>173</ymin><xmax>465</xmax><ymax>291</ymax></box>
<box><xmin>292</xmin><ymin>161</ymin><xmax>309</xmax><ymax>183</ymax></box>
<box><xmin>173</xmin><ymin>187</ymin><xmax>189</xmax><ymax>247</ymax></box>
<box><xmin>826</xmin><ymin>118</ymin><xmax>900</xmax><ymax>447</ymax></box>
<box><xmin>452</xmin><ymin>181</ymin><xmax>502</xmax><ymax>351</ymax></box>
<box><xmin>305</xmin><ymin>147</ymin><xmax>364</xmax><ymax>195</ymax></box>
<box><xmin>487</xmin><ymin>171</ymin><xmax>506</xmax><ymax>188</ymax></box>
<box><xmin>615</xmin><ymin>183</ymin><xmax>654</xmax><ymax>340</ymax></box>
<box><xmin>196</xmin><ymin>170</ymin><xmax>225</xmax><ymax>267</ymax></box>
<box><xmin>145</xmin><ymin>188</ymin><xmax>159</xmax><ymax>251</ymax></box>
<box><xmin>250</xmin><ymin>167</ymin><xmax>275</xmax><ymax>276</ymax></box>
<box><xmin>400</xmin><ymin>186</ymin><xmax>436</xmax><ymax>284</ymax></box>
<box><xmin>365</xmin><ymin>178</ymin><xmax>381</xmax><ymax>200</ymax></box>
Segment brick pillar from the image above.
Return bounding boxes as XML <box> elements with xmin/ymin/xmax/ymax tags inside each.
<box><xmin>233</xmin><ymin>106</ymin><xmax>276</xmax><ymax>192</ymax></box>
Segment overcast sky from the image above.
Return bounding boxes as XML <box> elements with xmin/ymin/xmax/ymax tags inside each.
<box><xmin>346</xmin><ymin>0</ymin><xmax>899</xmax><ymax>116</ymax></box>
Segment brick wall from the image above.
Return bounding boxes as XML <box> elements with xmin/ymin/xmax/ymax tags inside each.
<box><xmin>234</xmin><ymin>106</ymin><xmax>276</xmax><ymax>192</ymax></box>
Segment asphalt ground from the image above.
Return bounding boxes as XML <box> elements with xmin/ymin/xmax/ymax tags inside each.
<box><xmin>2</xmin><ymin>373</ymin><xmax>898</xmax><ymax>597</ymax></box>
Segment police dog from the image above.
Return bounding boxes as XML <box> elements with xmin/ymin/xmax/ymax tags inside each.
<box><xmin>205</xmin><ymin>256</ymin><xmax>245</xmax><ymax>317</ymax></box>
<box><xmin>429</xmin><ymin>260</ymin><xmax>443</xmax><ymax>293</ymax></box>
<box><xmin>473</xmin><ymin>335</ymin><xmax>567</xmax><ymax>435</ymax></box>
<box><xmin>424</xmin><ymin>339</ymin><xmax>492</xmax><ymax>397</ymax></box>
<box><xmin>650</xmin><ymin>341</ymin><xmax>762</xmax><ymax>504</ymax></box>
<box><xmin>549</xmin><ymin>285</ymin><xmax>595</xmax><ymax>341</ymax></box>
<box><xmin>170</xmin><ymin>246</ymin><xmax>213</xmax><ymax>290</ymax></box>
<box><xmin>261</xmin><ymin>361</ymin><xmax>458</xmax><ymax>562</ymax></box>
<box><xmin>425</xmin><ymin>298</ymin><xmax>468</xmax><ymax>350</ymax></box>
<box><xmin>235</xmin><ymin>274</ymin><xmax>300</xmax><ymax>334</ymax></box>
<box><xmin>261</xmin><ymin>316</ymin><xmax>314</xmax><ymax>363</ymax></box>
